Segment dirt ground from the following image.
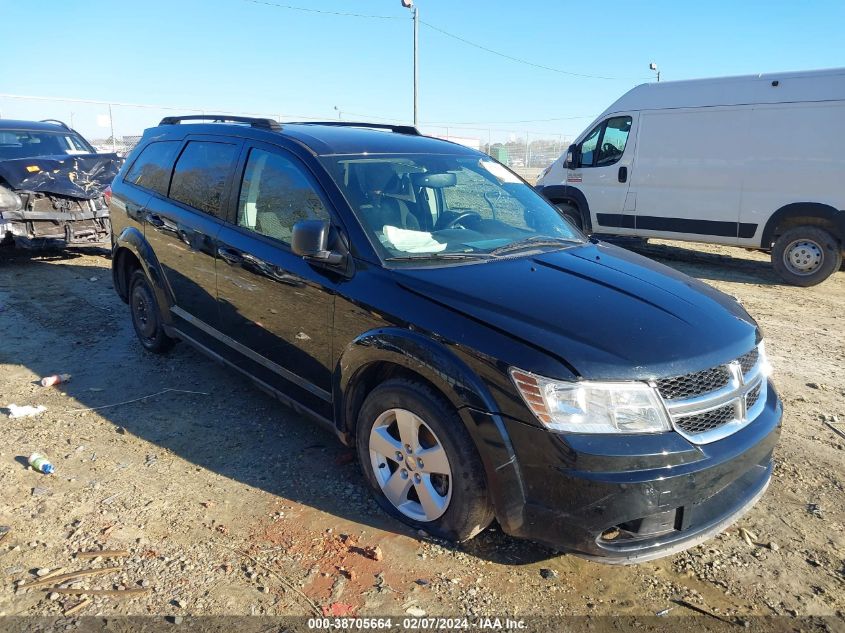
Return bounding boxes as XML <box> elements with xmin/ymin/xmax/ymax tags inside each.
<box><xmin>0</xmin><ymin>240</ymin><xmax>843</xmax><ymax>625</ymax></box>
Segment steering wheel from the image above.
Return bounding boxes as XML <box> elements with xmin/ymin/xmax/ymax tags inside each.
<box><xmin>601</xmin><ymin>142</ymin><xmax>619</xmax><ymax>157</ymax></box>
<box><xmin>440</xmin><ymin>211</ymin><xmax>481</xmax><ymax>230</ymax></box>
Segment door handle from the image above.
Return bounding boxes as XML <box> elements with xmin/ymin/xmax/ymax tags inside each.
<box><xmin>145</xmin><ymin>212</ymin><xmax>165</xmax><ymax>228</ymax></box>
<box><xmin>217</xmin><ymin>246</ymin><xmax>244</xmax><ymax>265</ymax></box>
<box><xmin>618</xmin><ymin>166</ymin><xmax>628</xmax><ymax>183</ymax></box>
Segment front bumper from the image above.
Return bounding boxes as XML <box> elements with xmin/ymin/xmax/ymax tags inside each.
<box><xmin>487</xmin><ymin>381</ymin><xmax>782</xmax><ymax>562</ymax></box>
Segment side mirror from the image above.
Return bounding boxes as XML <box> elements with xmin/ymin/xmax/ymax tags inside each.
<box><xmin>563</xmin><ymin>144</ymin><xmax>578</xmax><ymax>169</ymax></box>
<box><xmin>291</xmin><ymin>219</ymin><xmax>344</xmax><ymax>265</ymax></box>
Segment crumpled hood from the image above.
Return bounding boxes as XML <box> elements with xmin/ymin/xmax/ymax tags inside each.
<box><xmin>0</xmin><ymin>153</ymin><xmax>121</xmax><ymax>199</ymax></box>
<box><xmin>395</xmin><ymin>241</ymin><xmax>759</xmax><ymax>380</ymax></box>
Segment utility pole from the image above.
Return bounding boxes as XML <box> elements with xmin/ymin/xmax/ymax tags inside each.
<box><xmin>649</xmin><ymin>62</ymin><xmax>660</xmax><ymax>82</ymax></box>
<box><xmin>401</xmin><ymin>0</ymin><xmax>419</xmax><ymax>127</ymax></box>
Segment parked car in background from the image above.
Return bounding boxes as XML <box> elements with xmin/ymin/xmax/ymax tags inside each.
<box><xmin>0</xmin><ymin>119</ymin><xmax>118</xmax><ymax>249</ymax></box>
<box><xmin>109</xmin><ymin>116</ymin><xmax>781</xmax><ymax>562</ymax></box>
<box><xmin>537</xmin><ymin>68</ymin><xmax>845</xmax><ymax>286</ymax></box>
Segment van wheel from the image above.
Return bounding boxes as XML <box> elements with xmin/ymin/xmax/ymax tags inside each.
<box><xmin>356</xmin><ymin>379</ymin><xmax>494</xmax><ymax>542</ymax></box>
<box><xmin>555</xmin><ymin>203</ymin><xmax>584</xmax><ymax>231</ymax></box>
<box><xmin>772</xmin><ymin>226</ymin><xmax>842</xmax><ymax>286</ymax></box>
<box><xmin>129</xmin><ymin>269</ymin><xmax>175</xmax><ymax>353</ymax></box>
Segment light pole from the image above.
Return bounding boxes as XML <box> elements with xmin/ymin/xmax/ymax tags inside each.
<box><xmin>333</xmin><ymin>105</ymin><xmax>342</xmax><ymax>120</ymax></box>
<box><xmin>649</xmin><ymin>62</ymin><xmax>660</xmax><ymax>82</ymax></box>
<box><xmin>401</xmin><ymin>0</ymin><xmax>419</xmax><ymax>127</ymax></box>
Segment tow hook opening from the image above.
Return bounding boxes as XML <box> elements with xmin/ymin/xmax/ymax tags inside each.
<box><xmin>600</xmin><ymin>508</ymin><xmax>682</xmax><ymax>543</ymax></box>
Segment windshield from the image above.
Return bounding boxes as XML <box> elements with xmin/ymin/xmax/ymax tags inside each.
<box><xmin>0</xmin><ymin>129</ymin><xmax>96</xmax><ymax>160</ymax></box>
<box><xmin>322</xmin><ymin>154</ymin><xmax>584</xmax><ymax>263</ymax></box>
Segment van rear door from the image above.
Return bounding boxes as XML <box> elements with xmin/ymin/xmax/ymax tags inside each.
<box><xmin>629</xmin><ymin>107</ymin><xmax>749</xmax><ymax>244</ymax></box>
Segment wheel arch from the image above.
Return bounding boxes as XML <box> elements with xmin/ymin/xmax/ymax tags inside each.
<box><xmin>761</xmin><ymin>202</ymin><xmax>845</xmax><ymax>249</ymax></box>
<box><xmin>111</xmin><ymin>227</ymin><xmax>174</xmax><ymax>322</ymax></box>
<box><xmin>334</xmin><ymin>328</ymin><xmax>526</xmax><ymax>530</ymax></box>
<box><xmin>536</xmin><ymin>184</ymin><xmax>593</xmax><ymax>233</ymax></box>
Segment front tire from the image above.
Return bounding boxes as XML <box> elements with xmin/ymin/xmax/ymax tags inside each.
<box><xmin>555</xmin><ymin>203</ymin><xmax>584</xmax><ymax>231</ymax></box>
<box><xmin>129</xmin><ymin>269</ymin><xmax>175</xmax><ymax>353</ymax></box>
<box><xmin>356</xmin><ymin>378</ymin><xmax>494</xmax><ymax>542</ymax></box>
<box><xmin>772</xmin><ymin>226</ymin><xmax>842</xmax><ymax>287</ymax></box>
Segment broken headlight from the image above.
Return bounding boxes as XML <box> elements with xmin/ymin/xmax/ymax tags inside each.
<box><xmin>510</xmin><ymin>368</ymin><xmax>672</xmax><ymax>434</ymax></box>
<box><xmin>0</xmin><ymin>186</ymin><xmax>22</xmax><ymax>213</ymax></box>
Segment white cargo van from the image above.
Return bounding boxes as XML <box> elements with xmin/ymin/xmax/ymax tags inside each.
<box><xmin>536</xmin><ymin>68</ymin><xmax>845</xmax><ymax>286</ymax></box>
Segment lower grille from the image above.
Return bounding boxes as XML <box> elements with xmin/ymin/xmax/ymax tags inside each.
<box><xmin>675</xmin><ymin>403</ymin><xmax>735</xmax><ymax>435</ymax></box>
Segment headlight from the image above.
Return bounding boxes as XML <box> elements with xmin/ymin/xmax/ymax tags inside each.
<box><xmin>510</xmin><ymin>369</ymin><xmax>671</xmax><ymax>434</ymax></box>
<box><xmin>0</xmin><ymin>186</ymin><xmax>22</xmax><ymax>213</ymax></box>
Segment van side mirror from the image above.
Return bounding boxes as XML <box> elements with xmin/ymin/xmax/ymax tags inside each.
<box><xmin>291</xmin><ymin>219</ymin><xmax>344</xmax><ymax>266</ymax></box>
<box><xmin>563</xmin><ymin>144</ymin><xmax>579</xmax><ymax>169</ymax></box>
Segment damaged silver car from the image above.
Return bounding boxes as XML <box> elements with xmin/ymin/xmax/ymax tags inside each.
<box><xmin>0</xmin><ymin>119</ymin><xmax>119</xmax><ymax>249</ymax></box>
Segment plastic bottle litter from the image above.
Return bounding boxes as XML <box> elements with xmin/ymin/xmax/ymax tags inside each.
<box><xmin>40</xmin><ymin>374</ymin><xmax>71</xmax><ymax>387</ymax></box>
<box><xmin>28</xmin><ymin>453</ymin><xmax>55</xmax><ymax>475</ymax></box>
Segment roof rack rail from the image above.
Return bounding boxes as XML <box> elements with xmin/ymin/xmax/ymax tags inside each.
<box><xmin>158</xmin><ymin>115</ymin><xmax>281</xmax><ymax>131</ymax></box>
<box><xmin>40</xmin><ymin>119</ymin><xmax>71</xmax><ymax>130</ymax></box>
<box><xmin>291</xmin><ymin>121</ymin><xmax>420</xmax><ymax>136</ymax></box>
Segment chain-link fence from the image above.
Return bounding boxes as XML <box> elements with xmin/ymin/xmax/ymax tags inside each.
<box><xmin>0</xmin><ymin>95</ymin><xmax>577</xmax><ymax>182</ymax></box>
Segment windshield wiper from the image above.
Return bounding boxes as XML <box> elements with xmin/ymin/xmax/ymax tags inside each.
<box><xmin>489</xmin><ymin>235</ymin><xmax>578</xmax><ymax>256</ymax></box>
<box><xmin>385</xmin><ymin>252</ymin><xmax>491</xmax><ymax>262</ymax></box>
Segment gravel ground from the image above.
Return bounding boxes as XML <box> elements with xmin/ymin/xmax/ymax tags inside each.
<box><xmin>0</xmin><ymin>240</ymin><xmax>842</xmax><ymax>625</ymax></box>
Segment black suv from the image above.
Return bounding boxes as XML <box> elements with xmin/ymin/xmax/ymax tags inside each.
<box><xmin>109</xmin><ymin>115</ymin><xmax>781</xmax><ymax>563</ymax></box>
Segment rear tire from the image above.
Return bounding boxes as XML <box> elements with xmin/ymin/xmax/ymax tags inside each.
<box><xmin>129</xmin><ymin>269</ymin><xmax>175</xmax><ymax>353</ymax></box>
<box><xmin>555</xmin><ymin>203</ymin><xmax>584</xmax><ymax>231</ymax></box>
<box><xmin>772</xmin><ymin>226</ymin><xmax>841</xmax><ymax>287</ymax></box>
<box><xmin>356</xmin><ymin>378</ymin><xmax>494</xmax><ymax>542</ymax></box>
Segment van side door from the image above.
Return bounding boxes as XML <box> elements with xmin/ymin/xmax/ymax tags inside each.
<box><xmin>629</xmin><ymin>107</ymin><xmax>748</xmax><ymax>243</ymax></box>
<box><xmin>214</xmin><ymin>142</ymin><xmax>337</xmax><ymax>418</ymax></box>
<box><xmin>143</xmin><ymin>135</ymin><xmax>241</xmax><ymax>340</ymax></box>
<box><xmin>569</xmin><ymin>115</ymin><xmax>637</xmax><ymax>233</ymax></box>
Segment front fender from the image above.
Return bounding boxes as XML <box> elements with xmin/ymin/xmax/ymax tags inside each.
<box><xmin>335</xmin><ymin>327</ymin><xmax>527</xmax><ymax>532</ymax></box>
<box><xmin>112</xmin><ymin>227</ymin><xmax>174</xmax><ymax>326</ymax></box>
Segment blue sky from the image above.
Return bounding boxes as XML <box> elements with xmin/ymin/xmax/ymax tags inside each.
<box><xmin>1</xmin><ymin>0</ymin><xmax>843</xmax><ymax>142</ymax></box>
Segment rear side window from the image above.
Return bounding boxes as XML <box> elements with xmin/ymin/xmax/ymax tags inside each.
<box><xmin>124</xmin><ymin>141</ymin><xmax>180</xmax><ymax>195</ymax></box>
<box><xmin>169</xmin><ymin>141</ymin><xmax>238</xmax><ymax>218</ymax></box>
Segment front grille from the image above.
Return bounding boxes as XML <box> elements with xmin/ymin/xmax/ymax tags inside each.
<box><xmin>739</xmin><ymin>348</ymin><xmax>759</xmax><ymax>375</ymax></box>
<box><xmin>746</xmin><ymin>381</ymin><xmax>762</xmax><ymax>409</ymax></box>
<box><xmin>655</xmin><ymin>366</ymin><xmax>730</xmax><ymax>401</ymax></box>
<box><xmin>675</xmin><ymin>403</ymin><xmax>736</xmax><ymax>435</ymax></box>
<box><xmin>657</xmin><ymin>345</ymin><xmax>767</xmax><ymax>444</ymax></box>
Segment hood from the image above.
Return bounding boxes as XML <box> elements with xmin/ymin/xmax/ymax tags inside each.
<box><xmin>0</xmin><ymin>153</ymin><xmax>121</xmax><ymax>199</ymax></box>
<box><xmin>395</xmin><ymin>241</ymin><xmax>759</xmax><ymax>381</ymax></box>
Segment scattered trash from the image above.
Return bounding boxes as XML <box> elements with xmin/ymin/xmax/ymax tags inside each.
<box><xmin>46</xmin><ymin>587</ymin><xmax>149</xmax><ymax>597</ymax></box>
<box><xmin>0</xmin><ymin>526</ymin><xmax>10</xmax><ymax>544</ymax></box>
<box><xmin>69</xmin><ymin>388</ymin><xmax>209</xmax><ymax>413</ymax></box>
<box><xmin>63</xmin><ymin>598</ymin><xmax>91</xmax><ymax>616</ymax></box>
<box><xmin>656</xmin><ymin>606</ymin><xmax>674</xmax><ymax>616</ymax></box>
<box><xmin>739</xmin><ymin>527</ymin><xmax>757</xmax><ymax>546</ymax></box>
<box><xmin>19</xmin><ymin>565</ymin><xmax>124</xmax><ymax>589</ymax></box>
<box><xmin>31</xmin><ymin>487</ymin><xmax>51</xmax><ymax>496</ymax></box>
<box><xmin>28</xmin><ymin>453</ymin><xmax>55</xmax><ymax>475</ymax></box>
<box><xmin>89</xmin><ymin>277</ymin><xmax>98</xmax><ymax>282</ymax></box>
<box><xmin>35</xmin><ymin>568</ymin><xmax>52</xmax><ymax>577</ymax></box>
<box><xmin>363</xmin><ymin>545</ymin><xmax>384</xmax><ymax>561</ymax></box>
<box><xmin>7</xmin><ymin>404</ymin><xmax>47</xmax><ymax>418</ymax></box>
<box><xmin>322</xmin><ymin>602</ymin><xmax>356</xmax><ymax>616</ymax></box>
<box><xmin>769</xmin><ymin>541</ymin><xmax>780</xmax><ymax>552</ymax></box>
<box><xmin>405</xmin><ymin>606</ymin><xmax>426</xmax><ymax>617</ymax></box>
<box><xmin>414</xmin><ymin>578</ymin><xmax>430</xmax><ymax>586</ymax></box>
<box><xmin>807</xmin><ymin>503</ymin><xmax>823</xmax><ymax>518</ymax></box>
<box><xmin>539</xmin><ymin>568</ymin><xmax>558</xmax><ymax>579</ymax></box>
<box><xmin>76</xmin><ymin>549</ymin><xmax>130</xmax><ymax>559</ymax></box>
<box><xmin>823</xmin><ymin>420</ymin><xmax>845</xmax><ymax>440</ymax></box>
<box><xmin>672</xmin><ymin>599</ymin><xmax>736</xmax><ymax>625</ymax></box>
<box><xmin>116</xmin><ymin>426</ymin><xmax>127</xmax><ymax>435</ymax></box>
<box><xmin>40</xmin><ymin>373</ymin><xmax>71</xmax><ymax>388</ymax></box>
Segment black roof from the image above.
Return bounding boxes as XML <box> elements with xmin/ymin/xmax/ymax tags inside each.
<box><xmin>147</xmin><ymin>118</ymin><xmax>480</xmax><ymax>157</ymax></box>
<box><xmin>0</xmin><ymin>119</ymin><xmax>73</xmax><ymax>132</ymax></box>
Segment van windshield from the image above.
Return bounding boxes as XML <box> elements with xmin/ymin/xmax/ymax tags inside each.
<box><xmin>322</xmin><ymin>154</ymin><xmax>583</xmax><ymax>263</ymax></box>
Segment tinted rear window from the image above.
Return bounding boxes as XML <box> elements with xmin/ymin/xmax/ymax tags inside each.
<box><xmin>169</xmin><ymin>141</ymin><xmax>237</xmax><ymax>218</ymax></box>
<box><xmin>125</xmin><ymin>141</ymin><xmax>180</xmax><ymax>195</ymax></box>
